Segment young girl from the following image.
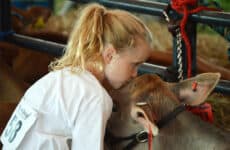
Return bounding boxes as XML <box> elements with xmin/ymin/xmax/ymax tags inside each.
<box><xmin>1</xmin><ymin>3</ymin><xmax>154</xmax><ymax>150</ymax></box>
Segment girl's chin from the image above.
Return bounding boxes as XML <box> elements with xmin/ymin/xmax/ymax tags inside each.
<box><xmin>111</xmin><ymin>82</ymin><xmax>123</xmax><ymax>90</ymax></box>
<box><xmin>109</xmin><ymin>79</ymin><xmax>129</xmax><ymax>90</ymax></box>
<box><xmin>112</xmin><ymin>84</ymin><xmax>121</xmax><ymax>90</ymax></box>
<box><xmin>115</xmin><ymin>81</ymin><xmax>129</xmax><ymax>90</ymax></box>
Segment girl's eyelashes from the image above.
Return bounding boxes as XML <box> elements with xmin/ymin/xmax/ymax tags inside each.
<box><xmin>133</xmin><ymin>62</ymin><xmax>142</xmax><ymax>67</ymax></box>
<box><xmin>131</xmin><ymin>61</ymin><xmax>139</xmax><ymax>66</ymax></box>
<box><xmin>131</xmin><ymin>62</ymin><xmax>139</xmax><ymax>68</ymax></box>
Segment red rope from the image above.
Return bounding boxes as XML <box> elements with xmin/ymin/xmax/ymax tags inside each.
<box><xmin>171</xmin><ymin>0</ymin><xmax>219</xmax><ymax>78</ymax></box>
<box><xmin>148</xmin><ymin>124</ymin><xmax>153</xmax><ymax>150</ymax></box>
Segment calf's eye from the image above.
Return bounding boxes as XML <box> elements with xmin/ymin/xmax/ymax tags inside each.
<box><xmin>137</xmin><ymin>111</ymin><xmax>145</xmax><ymax>118</ymax></box>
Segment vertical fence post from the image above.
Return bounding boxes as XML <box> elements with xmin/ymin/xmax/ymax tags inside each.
<box><xmin>0</xmin><ymin>0</ymin><xmax>11</xmax><ymax>39</ymax></box>
<box><xmin>187</xmin><ymin>20</ymin><xmax>197</xmax><ymax>77</ymax></box>
<box><xmin>172</xmin><ymin>15</ymin><xmax>197</xmax><ymax>80</ymax></box>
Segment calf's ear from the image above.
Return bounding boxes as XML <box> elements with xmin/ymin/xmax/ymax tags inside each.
<box><xmin>170</xmin><ymin>73</ymin><xmax>220</xmax><ymax>106</ymax></box>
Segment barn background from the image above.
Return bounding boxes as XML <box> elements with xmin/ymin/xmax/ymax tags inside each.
<box><xmin>0</xmin><ymin>0</ymin><xmax>229</xmax><ymax>140</ymax></box>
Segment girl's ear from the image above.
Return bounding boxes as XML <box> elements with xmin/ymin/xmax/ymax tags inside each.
<box><xmin>102</xmin><ymin>44</ymin><xmax>117</xmax><ymax>64</ymax></box>
<box><xmin>169</xmin><ymin>73</ymin><xmax>220</xmax><ymax>106</ymax></box>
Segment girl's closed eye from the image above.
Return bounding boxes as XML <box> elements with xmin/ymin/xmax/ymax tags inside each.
<box><xmin>132</xmin><ymin>62</ymin><xmax>143</xmax><ymax>68</ymax></box>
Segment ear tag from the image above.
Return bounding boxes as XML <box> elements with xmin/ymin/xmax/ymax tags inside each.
<box><xmin>192</xmin><ymin>81</ymin><xmax>198</xmax><ymax>92</ymax></box>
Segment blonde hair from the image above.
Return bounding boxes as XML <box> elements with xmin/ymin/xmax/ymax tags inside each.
<box><xmin>49</xmin><ymin>3</ymin><xmax>153</xmax><ymax>72</ymax></box>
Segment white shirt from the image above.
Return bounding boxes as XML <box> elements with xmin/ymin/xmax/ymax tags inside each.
<box><xmin>1</xmin><ymin>68</ymin><xmax>113</xmax><ymax>150</ymax></box>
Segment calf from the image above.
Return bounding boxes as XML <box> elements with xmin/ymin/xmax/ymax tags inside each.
<box><xmin>106</xmin><ymin>73</ymin><xmax>230</xmax><ymax>150</ymax></box>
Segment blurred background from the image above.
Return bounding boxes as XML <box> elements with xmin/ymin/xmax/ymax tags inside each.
<box><xmin>0</xmin><ymin>0</ymin><xmax>229</xmax><ymax>134</ymax></box>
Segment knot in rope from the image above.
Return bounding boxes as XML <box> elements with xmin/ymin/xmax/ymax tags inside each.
<box><xmin>171</xmin><ymin>0</ymin><xmax>197</xmax><ymax>13</ymax></box>
<box><xmin>170</xmin><ymin>0</ymin><xmax>219</xmax><ymax>78</ymax></box>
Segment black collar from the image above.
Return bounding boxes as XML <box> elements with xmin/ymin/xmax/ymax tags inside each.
<box><xmin>106</xmin><ymin>103</ymin><xmax>187</xmax><ymax>149</ymax></box>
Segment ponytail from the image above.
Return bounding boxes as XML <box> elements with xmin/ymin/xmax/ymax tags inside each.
<box><xmin>50</xmin><ymin>4</ymin><xmax>106</xmax><ymax>72</ymax></box>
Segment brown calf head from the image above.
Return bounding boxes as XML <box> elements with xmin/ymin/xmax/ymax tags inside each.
<box><xmin>111</xmin><ymin>73</ymin><xmax>220</xmax><ymax>137</ymax></box>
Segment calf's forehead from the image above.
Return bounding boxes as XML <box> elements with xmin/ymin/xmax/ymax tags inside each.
<box><xmin>124</xmin><ymin>74</ymin><xmax>176</xmax><ymax>103</ymax></box>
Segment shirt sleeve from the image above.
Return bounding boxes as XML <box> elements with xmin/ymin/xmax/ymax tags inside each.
<box><xmin>71</xmin><ymin>96</ymin><xmax>110</xmax><ymax>150</ymax></box>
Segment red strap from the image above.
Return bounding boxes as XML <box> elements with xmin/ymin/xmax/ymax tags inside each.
<box><xmin>148</xmin><ymin>124</ymin><xmax>153</xmax><ymax>150</ymax></box>
<box><xmin>187</xmin><ymin>102</ymin><xmax>214</xmax><ymax>123</ymax></box>
<box><xmin>171</xmin><ymin>0</ymin><xmax>219</xmax><ymax>77</ymax></box>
